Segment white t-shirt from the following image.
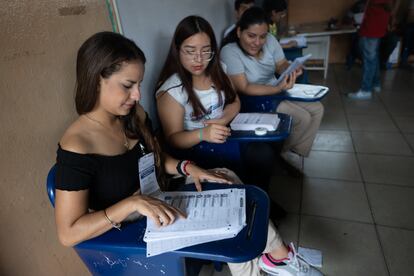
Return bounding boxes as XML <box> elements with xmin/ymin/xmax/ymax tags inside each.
<box><xmin>156</xmin><ymin>74</ymin><xmax>225</xmax><ymax>130</ymax></box>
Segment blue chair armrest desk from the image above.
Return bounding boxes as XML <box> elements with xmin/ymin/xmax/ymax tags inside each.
<box><xmin>168</xmin><ymin>113</ymin><xmax>292</xmax><ymax>172</ymax></box>
<box><xmin>47</xmin><ymin>166</ymin><xmax>270</xmax><ymax>276</ymax></box>
<box><xmin>239</xmin><ymin>88</ymin><xmax>329</xmax><ymax>114</ymax></box>
<box><xmin>283</xmin><ymin>46</ymin><xmax>306</xmax><ymax>62</ymax></box>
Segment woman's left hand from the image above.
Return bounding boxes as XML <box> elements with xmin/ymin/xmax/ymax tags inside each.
<box><xmin>185</xmin><ymin>163</ymin><xmax>233</xmax><ymax>192</ymax></box>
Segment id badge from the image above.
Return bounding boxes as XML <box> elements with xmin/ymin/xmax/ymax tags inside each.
<box><xmin>138</xmin><ymin>152</ymin><xmax>160</xmax><ymax>196</ymax></box>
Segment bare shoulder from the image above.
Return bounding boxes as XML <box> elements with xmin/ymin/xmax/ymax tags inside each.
<box><xmin>59</xmin><ymin>119</ymin><xmax>94</xmax><ymax>154</ymax></box>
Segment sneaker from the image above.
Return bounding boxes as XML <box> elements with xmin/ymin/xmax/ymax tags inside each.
<box><xmin>258</xmin><ymin>244</ymin><xmax>323</xmax><ymax>276</ymax></box>
<box><xmin>347</xmin><ymin>90</ymin><xmax>372</xmax><ymax>100</ymax></box>
<box><xmin>373</xmin><ymin>86</ymin><xmax>381</xmax><ymax>93</ymax></box>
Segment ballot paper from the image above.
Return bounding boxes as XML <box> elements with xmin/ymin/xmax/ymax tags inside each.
<box><xmin>230</xmin><ymin>113</ymin><xmax>280</xmax><ymax>131</ymax></box>
<box><xmin>286</xmin><ymin>83</ymin><xmax>329</xmax><ymax>99</ymax></box>
<box><xmin>275</xmin><ymin>54</ymin><xmax>312</xmax><ymax>86</ymax></box>
<box><xmin>144</xmin><ymin>188</ymin><xmax>246</xmax><ymax>257</ymax></box>
<box><xmin>280</xmin><ymin>35</ymin><xmax>307</xmax><ymax>47</ymax></box>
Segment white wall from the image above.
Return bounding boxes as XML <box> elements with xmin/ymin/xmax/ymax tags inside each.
<box><xmin>115</xmin><ymin>0</ymin><xmax>235</xmax><ymax>125</ymax></box>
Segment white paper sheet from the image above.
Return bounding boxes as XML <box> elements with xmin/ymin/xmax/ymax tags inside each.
<box><xmin>286</xmin><ymin>84</ymin><xmax>329</xmax><ymax>99</ymax></box>
<box><xmin>144</xmin><ymin>188</ymin><xmax>246</xmax><ymax>257</ymax></box>
<box><xmin>298</xmin><ymin>247</ymin><xmax>323</xmax><ymax>268</ymax></box>
<box><xmin>230</xmin><ymin>113</ymin><xmax>280</xmax><ymax>131</ymax></box>
<box><xmin>275</xmin><ymin>54</ymin><xmax>312</xmax><ymax>86</ymax></box>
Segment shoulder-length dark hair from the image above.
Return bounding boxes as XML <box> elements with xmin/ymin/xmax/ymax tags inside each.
<box><xmin>156</xmin><ymin>16</ymin><xmax>236</xmax><ymax>118</ymax></box>
<box><xmin>75</xmin><ymin>31</ymin><xmax>166</xmax><ymax>189</ymax></box>
<box><xmin>221</xmin><ymin>6</ymin><xmax>269</xmax><ymax>49</ymax></box>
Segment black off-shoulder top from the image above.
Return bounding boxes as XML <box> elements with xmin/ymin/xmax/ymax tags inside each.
<box><xmin>55</xmin><ymin>141</ymin><xmax>147</xmax><ymax>211</ymax></box>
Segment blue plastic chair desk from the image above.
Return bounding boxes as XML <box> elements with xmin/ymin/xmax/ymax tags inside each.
<box><xmin>168</xmin><ymin>113</ymin><xmax>292</xmax><ymax>171</ymax></box>
<box><xmin>283</xmin><ymin>46</ymin><xmax>306</xmax><ymax>62</ymax></box>
<box><xmin>228</xmin><ymin>112</ymin><xmax>292</xmax><ymax>142</ymax></box>
<box><xmin>240</xmin><ymin>91</ymin><xmax>328</xmax><ymax>114</ymax></box>
<box><xmin>47</xmin><ymin>166</ymin><xmax>269</xmax><ymax>275</ymax></box>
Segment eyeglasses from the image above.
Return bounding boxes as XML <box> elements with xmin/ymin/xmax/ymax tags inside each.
<box><xmin>180</xmin><ymin>49</ymin><xmax>215</xmax><ymax>62</ymax></box>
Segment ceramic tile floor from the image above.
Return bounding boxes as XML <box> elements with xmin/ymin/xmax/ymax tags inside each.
<box><xmin>199</xmin><ymin>65</ymin><xmax>414</xmax><ymax>276</ymax></box>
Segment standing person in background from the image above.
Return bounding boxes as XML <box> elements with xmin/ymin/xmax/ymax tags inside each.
<box><xmin>223</xmin><ymin>0</ymin><xmax>255</xmax><ymax>38</ymax></box>
<box><xmin>348</xmin><ymin>0</ymin><xmax>395</xmax><ymax>99</ymax></box>
<box><xmin>344</xmin><ymin>0</ymin><xmax>367</xmax><ymax>69</ymax></box>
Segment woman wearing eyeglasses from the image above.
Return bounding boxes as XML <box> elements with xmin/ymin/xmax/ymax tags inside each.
<box><xmin>155</xmin><ymin>16</ymin><xmax>322</xmax><ymax>276</ymax></box>
<box><xmin>156</xmin><ymin>17</ymin><xmax>239</xmax><ymax>148</ymax></box>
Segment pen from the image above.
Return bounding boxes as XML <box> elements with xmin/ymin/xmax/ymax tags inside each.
<box><xmin>313</xmin><ymin>88</ymin><xmax>325</xmax><ymax>98</ymax></box>
<box><xmin>247</xmin><ymin>202</ymin><xmax>257</xmax><ymax>239</ymax></box>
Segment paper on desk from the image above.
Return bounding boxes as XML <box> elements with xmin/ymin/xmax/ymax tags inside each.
<box><xmin>275</xmin><ymin>54</ymin><xmax>312</xmax><ymax>86</ymax></box>
<box><xmin>286</xmin><ymin>84</ymin><xmax>329</xmax><ymax>99</ymax></box>
<box><xmin>144</xmin><ymin>188</ymin><xmax>246</xmax><ymax>257</ymax></box>
<box><xmin>280</xmin><ymin>35</ymin><xmax>307</xmax><ymax>47</ymax></box>
<box><xmin>146</xmin><ymin>231</ymin><xmax>237</xmax><ymax>257</ymax></box>
<box><xmin>230</xmin><ymin>113</ymin><xmax>280</xmax><ymax>131</ymax></box>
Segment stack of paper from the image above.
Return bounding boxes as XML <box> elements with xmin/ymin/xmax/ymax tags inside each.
<box><xmin>144</xmin><ymin>188</ymin><xmax>246</xmax><ymax>257</ymax></box>
<box><xmin>230</xmin><ymin>113</ymin><xmax>280</xmax><ymax>131</ymax></box>
<box><xmin>286</xmin><ymin>84</ymin><xmax>329</xmax><ymax>99</ymax></box>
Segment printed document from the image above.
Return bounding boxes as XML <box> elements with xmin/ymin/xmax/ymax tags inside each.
<box><xmin>144</xmin><ymin>188</ymin><xmax>246</xmax><ymax>257</ymax></box>
<box><xmin>286</xmin><ymin>84</ymin><xmax>329</xmax><ymax>99</ymax></box>
<box><xmin>230</xmin><ymin>113</ymin><xmax>280</xmax><ymax>131</ymax></box>
<box><xmin>275</xmin><ymin>54</ymin><xmax>312</xmax><ymax>86</ymax></box>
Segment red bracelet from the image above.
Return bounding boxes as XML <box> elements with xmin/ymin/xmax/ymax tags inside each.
<box><xmin>182</xmin><ymin>160</ymin><xmax>192</xmax><ymax>176</ymax></box>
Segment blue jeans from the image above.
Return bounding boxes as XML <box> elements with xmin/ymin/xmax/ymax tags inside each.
<box><xmin>359</xmin><ymin>36</ymin><xmax>381</xmax><ymax>92</ymax></box>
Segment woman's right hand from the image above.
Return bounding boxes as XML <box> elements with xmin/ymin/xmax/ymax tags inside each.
<box><xmin>201</xmin><ymin>123</ymin><xmax>231</xmax><ymax>143</ymax></box>
<box><xmin>132</xmin><ymin>195</ymin><xmax>186</xmax><ymax>227</ymax></box>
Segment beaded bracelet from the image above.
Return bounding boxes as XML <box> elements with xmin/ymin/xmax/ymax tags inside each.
<box><xmin>176</xmin><ymin>160</ymin><xmax>192</xmax><ymax>176</ymax></box>
<box><xmin>103</xmin><ymin>209</ymin><xmax>121</xmax><ymax>231</ymax></box>
<box><xmin>176</xmin><ymin>160</ymin><xmax>186</xmax><ymax>176</ymax></box>
<box><xmin>182</xmin><ymin>160</ymin><xmax>192</xmax><ymax>176</ymax></box>
<box><xmin>199</xmin><ymin>128</ymin><xmax>203</xmax><ymax>141</ymax></box>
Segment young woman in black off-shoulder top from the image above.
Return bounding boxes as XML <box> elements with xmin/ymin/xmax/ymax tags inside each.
<box><xmin>55</xmin><ymin>32</ymin><xmax>232</xmax><ymax>247</ymax></box>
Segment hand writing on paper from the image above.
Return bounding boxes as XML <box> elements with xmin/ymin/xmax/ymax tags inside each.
<box><xmin>185</xmin><ymin>163</ymin><xmax>233</xmax><ymax>192</ymax></box>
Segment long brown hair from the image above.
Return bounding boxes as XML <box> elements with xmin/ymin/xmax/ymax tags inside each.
<box><xmin>156</xmin><ymin>16</ymin><xmax>236</xmax><ymax>118</ymax></box>
<box><xmin>75</xmin><ymin>31</ymin><xmax>166</xmax><ymax>189</ymax></box>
